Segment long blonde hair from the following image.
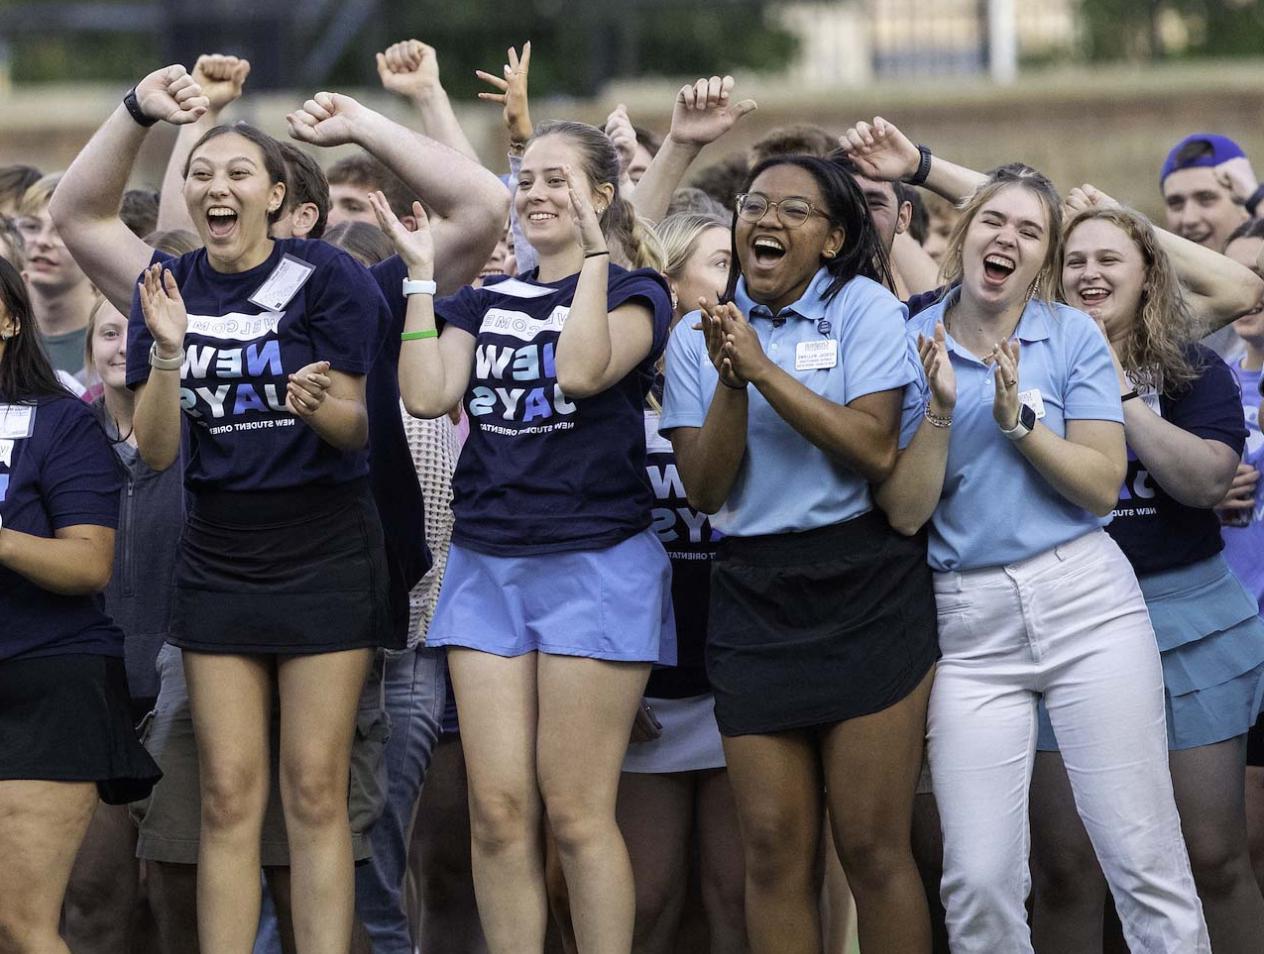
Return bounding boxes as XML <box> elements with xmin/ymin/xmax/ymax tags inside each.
<box><xmin>938</xmin><ymin>163</ymin><xmax>1064</xmax><ymax>303</ymax></box>
<box><xmin>656</xmin><ymin>211</ymin><xmax>727</xmax><ymax>284</ymax></box>
<box><xmin>1058</xmin><ymin>206</ymin><xmax>1201</xmax><ymax>394</ymax></box>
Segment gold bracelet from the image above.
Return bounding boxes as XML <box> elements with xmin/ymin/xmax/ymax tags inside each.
<box><xmin>924</xmin><ymin>405</ymin><xmax>953</xmax><ymax>428</ymax></box>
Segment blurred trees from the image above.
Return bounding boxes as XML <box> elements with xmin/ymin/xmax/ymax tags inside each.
<box><xmin>1081</xmin><ymin>0</ymin><xmax>1264</xmax><ymax>61</ymax></box>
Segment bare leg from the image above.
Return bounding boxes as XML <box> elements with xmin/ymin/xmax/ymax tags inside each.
<box><xmin>276</xmin><ymin>649</ymin><xmax>373</xmax><ymax>954</ymax></box>
<box><xmin>722</xmin><ymin>731</ymin><xmax>824</xmax><ymax>954</ymax></box>
<box><xmin>694</xmin><ymin>769</ymin><xmax>748</xmax><ymax>954</ymax></box>
<box><xmin>410</xmin><ymin>735</ymin><xmax>487</xmax><ymax>954</ymax></box>
<box><xmin>447</xmin><ymin>649</ymin><xmax>546</xmax><ymax>953</ymax></box>
<box><xmin>146</xmin><ymin>863</ymin><xmax>200</xmax><ymax>954</ymax></box>
<box><xmin>183</xmin><ymin>652</ymin><xmax>272</xmax><ymax>954</ymax></box>
<box><xmin>544</xmin><ymin>826</ymin><xmax>578</xmax><ymax>954</ymax></box>
<box><xmin>821</xmin><ymin>824</ymin><xmax>855</xmax><ymax>954</ymax></box>
<box><xmin>821</xmin><ymin>669</ymin><xmax>934</xmax><ymax>954</ymax></box>
<box><xmin>910</xmin><ymin>793</ymin><xmax>949</xmax><ymax>954</ymax></box>
<box><xmin>0</xmin><ymin>779</ymin><xmax>97</xmax><ymax>954</ymax></box>
<box><xmin>536</xmin><ymin>656</ymin><xmax>649</xmax><ymax>954</ymax></box>
<box><xmin>615</xmin><ymin>772</ymin><xmax>692</xmax><ymax>954</ymax></box>
<box><xmin>63</xmin><ymin>802</ymin><xmax>141</xmax><ymax>954</ymax></box>
<box><xmin>1247</xmin><ymin>766</ymin><xmax>1264</xmax><ymax>890</ymax></box>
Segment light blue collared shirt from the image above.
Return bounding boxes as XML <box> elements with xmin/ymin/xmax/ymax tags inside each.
<box><xmin>907</xmin><ymin>293</ymin><xmax>1124</xmax><ymax>572</ymax></box>
<box><xmin>660</xmin><ymin>269</ymin><xmax>916</xmax><ymax>537</ymax></box>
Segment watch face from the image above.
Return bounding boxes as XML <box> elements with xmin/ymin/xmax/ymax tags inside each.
<box><xmin>1019</xmin><ymin>402</ymin><xmax>1037</xmax><ymax>430</ymax></box>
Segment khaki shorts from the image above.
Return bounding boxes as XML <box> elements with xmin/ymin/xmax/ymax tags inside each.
<box><xmin>132</xmin><ymin>644</ymin><xmax>390</xmax><ymax>866</ymax></box>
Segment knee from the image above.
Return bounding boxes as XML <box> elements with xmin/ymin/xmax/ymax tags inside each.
<box><xmin>739</xmin><ymin>808</ymin><xmax>814</xmax><ymax>891</ymax></box>
<box><xmin>543</xmin><ymin>792</ymin><xmax>609</xmax><ymax>855</ymax></box>
<box><xmin>833</xmin><ymin>822</ymin><xmax>915</xmax><ymax>893</ymax></box>
<box><xmin>942</xmin><ymin>843</ymin><xmax>1025</xmax><ymax>914</ymax></box>
<box><xmin>279</xmin><ymin>759</ymin><xmax>347</xmax><ymax>831</ymax></box>
<box><xmin>468</xmin><ymin>789</ymin><xmax>537</xmax><ymax>857</ymax></box>
<box><xmin>0</xmin><ymin>912</ymin><xmax>47</xmax><ymax>954</ymax></box>
<box><xmin>700</xmin><ymin>862</ymin><xmax>745</xmax><ymax>920</ymax></box>
<box><xmin>1031</xmin><ymin>845</ymin><xmax>1101</xmax><ymax>911</ymax></box>
<box><xmin>1188</xmin><ymin>835</ymin><xmax>1251</xmax><ymax>900</ymax></box>
<box><xmin>201</xmin><ymin>763</ymin><xmax>267</xmax><ymax>833</ymax></box>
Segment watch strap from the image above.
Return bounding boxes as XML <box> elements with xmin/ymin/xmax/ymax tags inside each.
<box><xmin>123</xmin><ymin>87</ymin><xmax>159</xmax><ymax>128</ymax></box>
<box><xmin>402</xmin><ymin>278</ymin><xmax>437</xmax><ymax>297</ymax></box>
<box><xmin>1000</xmin><ymin>405</ymin><xmax>1034</xmax><ymax>441</ymax></box>
<box><xmin>906</xmin><ymin>144</ymin><xmax>933</xmax><ymax>187</ymax></box>
<box><xmin>1247</xmin><ymin>183</ymin><xmax>1264</xmax><ymax>218</ymax></box>
<box><xmin>148</xmin><ymin>341</ymin><xmax>185</xmax><ymax>371</ymax></box>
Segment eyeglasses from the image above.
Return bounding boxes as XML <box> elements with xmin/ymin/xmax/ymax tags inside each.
<box><xmin>735</xmin><ymin>193</ymin><xmax>826</xmax><ymax>228</ymax></box>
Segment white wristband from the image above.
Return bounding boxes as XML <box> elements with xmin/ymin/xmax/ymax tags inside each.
<box><xmin>149</xmin><ymin>341</ymin><xmax>185</xmax><ymax>371</ymax></box>
<box><xmin>402</xmin><ymin>278</ymin><xmax>437</xmax><ymax>297</ymax></box>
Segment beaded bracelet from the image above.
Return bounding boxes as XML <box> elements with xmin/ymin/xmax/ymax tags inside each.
<box><xmin>924</xmin><ymin>405</ymin><xmax>953</xmax><ymax>428</ymax></box>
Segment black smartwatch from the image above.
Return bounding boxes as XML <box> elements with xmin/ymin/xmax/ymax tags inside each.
<box><xmin>123</xmin><ymin>87</ymin><xmax>158</xmax><ymax>128</ymax></box>
<box><xmin>1247</xmin><ymin>183</ymin><xmax>1264</xmax><ymax>219</ymax></box>
<box><xmin>905</xmin><ymin>144</ymin><xmax>933</xmax><ymax>187</ymax></box>
<box><xmin>1001</xmin><ymin>402</ymin><xmax>1037</xmax><ymax>441</ymax></box>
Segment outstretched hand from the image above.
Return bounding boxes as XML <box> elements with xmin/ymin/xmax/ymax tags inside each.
<box><xmin>286</xmin><ymin>92</ymin><xmax>368</xmax><ymax>148</ymax></box>
<box><xmin>134</xmin><ymin>65</ymin><xmax>210</xmax><ymax>126</ymax></box>
<box><xmin>917</xmin><ymin>321</ymin><xmax>956</xmax><ymax>413</ymax></box>
<box><xmin>192</xmin><ymin>54</ymin><xmax>250</xmax><ymax>113</ymax></box>
<box><xmin>838</xmin><ymin>117</ymin><xmax>920</xmax><ymax>183</ymax></box>
<box><xmin>476</xmin><ymin>43</ymin><xmax>533</xmax><ymax>146</ymax></box>
<box><xmin>368</xmin><ymin>191</ymin><xmax>434</xmax><ymax>278</ymax></box>
<box><xmin>605</xmin><ymin>105</ymin><xmax>638</xmax><ymax>174</ymax></box>
<box><xmin>136</xmin><ymin>264</ymin><xmax>188</xmax><ymax>354</ymax></box>
<box><xmin>668</xmin><ymin>76</ymin><xmax>757</xmax><ymax>149</ymax></box>
<box><xmin>989</xmin><ymin>339</ymin><xmax>1022</xmax><ymax>429</ymax></box>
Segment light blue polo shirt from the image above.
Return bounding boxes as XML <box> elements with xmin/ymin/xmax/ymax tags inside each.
<box><xmin>907</xmin><ymin>293</ymin><xmax>1124</xmax><ymax>572</ymax></box>
<box><xmin>660</xmin><ymin>269</ymin><xmax>916</xmax><ymax>537</ymax></box>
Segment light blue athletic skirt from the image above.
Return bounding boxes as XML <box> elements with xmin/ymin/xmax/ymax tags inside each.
<box><xmin>1039</xmin><ymin>553</ymin><xmax>1264</xmax><ymax>751</ymax></box>
<box><xmin>428</xmin><ymin>527</ymin><xmax>677</xmax><ymax>665</ymax></box>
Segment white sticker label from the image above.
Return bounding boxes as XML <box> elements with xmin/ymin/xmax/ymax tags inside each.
<box><xmin>0</xmin><ymin>439</ymin><xmax>12</xmax><ymax>466</ymax></box>
<box><xmin>0</xmin><ymin>404</ymin><xmax>34</xmax><ymax>439</ymax></box>
<box><xmin>795</xmin><ymin>339</ymin><xmax>837</xmax><ymax>371</ymax></box>
<box><xmin>1018</xmin><ymin>388</ymin><xmax>1047</xmax><ymax>420</ymax></box>
<box><xmin>248</xmin><ymin>254</ymin><xmax>316</xmax><ymax>313</ymax></box>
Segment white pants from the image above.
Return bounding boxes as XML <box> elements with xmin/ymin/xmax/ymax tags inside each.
<box><xmin>927</xmin><ymin>529</ymin><xmax>1208</xmax><ymax>954</ymax></box>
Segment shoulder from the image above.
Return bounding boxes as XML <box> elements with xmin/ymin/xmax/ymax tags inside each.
<box><xmin>906</xmin><ymin>294</ymin><xmax>948</xmax><ymax>338</ymax></box>
<box><xmin>33</xmin><ymin>394</ymin><xmax>110</xmax><ymax>444</ymax></box>
<box><xmin>369</xmin><ymin>254</ymin><xmax>406</xmax><ymax>291</ymax></box>
<box><xmin>1180</xmin><ymin>344</ymin><xmax>1238</xmax><ymax>397</ymax></box>
<box><xmin>609</xmin><ymin>266</ymin><xmax>672</xmax><ymax>309</ymax></box>
<box><xmin>1047</xmin><ymin>302</ymin><xmax>1100</xmax><ymax>339</ymax></box>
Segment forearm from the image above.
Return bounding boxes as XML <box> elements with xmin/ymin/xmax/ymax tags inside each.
<box><xmin>1124</xmin><ymin>404</ymin><xmax>1237</xmax><ymax>507</ymax></box>
<box><xmin>1015</xmin><ymin>426</ymin><xmax>1123</xmax><ymax>516</ymax></box>
<box><xmin>674</xmin><ymin>390</ymin><xmax>749</xmax><ymax>513</ymax></box>
<box><xmin>890</xmin><ymin>231</ymin><xmax>940</xmax><ymax>297</ymax></box>
<box><xmin>0</xmin><ymin>530</ymin><xmax>113</xmax><ymax>595</ymax></box>
<box><xmin>553</xmin><ymin>257</ymin><xmax>614</xmax><ymax>397</ymax></box>
<box><xmin>1158</xmin><ymin>227</ymin><xmax>1264</xmax><ymax>330</ymax></box>
<box><xmin>158</xmin><ymin>114</ymin><xmax>219</xmax><ymax>232</ymax></box>
<box><xmin>874</xmin><ymin>420</ymin><xmax>951</xmax><ymax>535</ymax></box>
<box><xmin>629</xmin><ymin>138</ymin><xmax>699</xmax><ymax>224</ymax></box>
<box><xmin>398</xmin><ymin>298</ymin><xmax>456</xmax><ymax>419</ymax></box>
<box><xmin>751</xmin><ymin>366</ymin><xmax>897</xmax><ymax>482</ymax></box>
<box><xmin>411</xmin><ymin>88</ymin><xmax>480</xmax><ymax>163</ymax></box>
<box><xmin>133</xmin><ymin>373</ymin><xmax>184</xmax><ymax>471</ymax></box>
<box><xmin>921</xmin><ymin>156</ymin><xmax>986</xmax><ymax>205</ymax></box>
<box><xmin>302</xmin><ymin>394</ymin><xmax>368</xmax><ymax>451</ymax></box>
<box><xmin>507</xmin><ymin>152</ymin><xmax>537</xmax><ymax>274</ymax></box>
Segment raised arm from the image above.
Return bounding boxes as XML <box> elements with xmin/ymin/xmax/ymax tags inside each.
<box><xmin>1066</xmin><ymin>184</ymin><xmax>1264</xmax><ymax>331</ymax></box>
<box><xmin>477</xmin><ymin>43</ymin><xmax>535</xmax><ymax>273</ymax></box>
<box><xmin>50</xmin><ymin>65</ymin><xmax>208</xmax><ymax>312</ymax></box>
<box><xmin>631</xmin><ymin>76</ymin><xmax>757</xmax><ymax>225</ymax></box>
<box><xmin>839</xmin><ymin>117</ymin><xmax>986</xmax><ymax>205</ymax></box>
<box><xmin>376</xmin><ymin>40</ymin><xmax>479</xmax><ymax>164</ymax></box>
<box><xmin>287</xmin><ymin>92</ymin><xmax>508</xmax><ymax>295</ymax></box>
<box><xmin>157</xmin><ymin>54</ymin><xmax>250</xmax><ymax>234</ymax></box>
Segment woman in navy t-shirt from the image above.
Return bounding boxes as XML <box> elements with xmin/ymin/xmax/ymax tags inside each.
<box><xmin>1029</xmin><ymin>204</ymin><xmax>1264</xmax><ymax>954</ymax></box>
<box><xmin>51</xmin><ymin>67</ymin><xmax>391</xmax><ymax>951</ymax></box>
<box><xmin>0</xmin><ymin>258</ymin><xmax>159</xmax><ymax>950</ymax></box>
<box><xmin>369</xmin><ymin>120</ymin><xmax>674</xmax><ymax>952</ymax></box>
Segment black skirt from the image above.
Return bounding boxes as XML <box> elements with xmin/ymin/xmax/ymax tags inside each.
<box><xmin>0</xmin><ymin>654</ymin><xmax>161</xmax><ymax>804</ymax></box>
<box><xmin>171</xmin><ymin>478</ymin><xmax>397</xmax><ymax>654</ymax></box>
<box><xmin>707</xmin><ymin>509</ymin><xmax>939</xmax><ymax>736</ymax></box>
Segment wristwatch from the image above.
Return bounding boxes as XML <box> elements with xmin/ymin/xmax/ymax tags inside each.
<box><xmin>402</xmin><ymin>278</ymin><xmax>437</xmax><ymax>297</ymax></box>
<box><xmin>1000</xmin><ymin>402</ymin><xmax>1037</xmax><ymax>441</ymax></box>
<box><xmin>123</xmin><ymin>87</ymin><xmax>158</xmax><ymax>128</ymax></box>
<box><xmin>905</xmin><ymin>145</ymin><xmax>933</xmax><ymax>186</ymax></box>
<box><xmin>149</xmin><ymin>341</ymin><xmax>185</xmax><ymax>371</ymax></box>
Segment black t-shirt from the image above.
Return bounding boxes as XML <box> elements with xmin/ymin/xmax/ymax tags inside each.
<box><xmin>1106</xmin><ymin>346</ymin><xmax>1247</xmax><ymax>576</ymax></box>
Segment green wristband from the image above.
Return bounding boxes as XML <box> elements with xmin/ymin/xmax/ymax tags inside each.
<box><xmin>401</xmin><ymin>330</ymin><xmax>438</xmax><ymax>342</ymax></box>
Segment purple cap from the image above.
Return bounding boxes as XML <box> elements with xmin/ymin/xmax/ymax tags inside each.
<box><xmin>1160</xmin><ymin>133</ymin><xmax>1247</xmax><ymax>185</ymax></box>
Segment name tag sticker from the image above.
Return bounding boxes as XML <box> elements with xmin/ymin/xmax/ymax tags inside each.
<box><xmin>0</xmin><ymin>439</ymin><xmax>12</xmax><ymax>466</ymax></box>
<box><xmin>248</xmin><ymin>255</ymin><xmax>316</xmax><ymax>313</ymax></box>
<box><xmin>795</xmin><ymin>339</ymin><xmax>837</xmax><ymax>371</ymax></box>
<box><xmin>1018</xmin><ymin>388</ymin><xmax>1047</xmax><ymax>420</ymax></box>
<box><xmin>0</xmin><ymin>404</ymin><xmax>34</xmax><ymax>439</ymax></box>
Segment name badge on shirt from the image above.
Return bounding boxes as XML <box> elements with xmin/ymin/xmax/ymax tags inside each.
<box><xmin>0</xmin><ymin>404</ymin><xmax>35</xmax><ymax>439</ymax></box>
<box><xmin>248</xmin><ymin>254</ymin><xmax>316</xmax><ymax>313</ymax></box>
<box><xmin>795</xmin><ymin>339</ymin><xmax>837</xmax><ymax>371</ymax></box>
<box><xmin>0</xmin><ymin>439</ymin><xmax>12</xmax><ymax>467</ymax></box>
<box><xmin>1018</xmin><ymin>388</ymin><xmax>1047</xmax><ymax>420</ymax></box>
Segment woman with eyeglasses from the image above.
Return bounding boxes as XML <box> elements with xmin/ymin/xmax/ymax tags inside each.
<box><xmin>661</xmin><ymin>154</ymin><xmax>938</xmax><ymax>954</ymax></box>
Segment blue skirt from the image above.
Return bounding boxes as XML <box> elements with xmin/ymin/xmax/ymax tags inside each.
<box><xmin>428</xmin><ymin>528</ymin><xmax>676</xmax><ymax>665</ymax></box>
<box><xmin>1039</xmin><ymin>553</ymin><xmax>1264</xmax><ymax>751</ymax></box>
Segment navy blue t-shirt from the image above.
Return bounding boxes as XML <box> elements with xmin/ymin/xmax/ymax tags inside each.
<box><xmin>643</xmin><ymin>407</ymin><xmax>717</xmax><ymax>699</ymax></box>
<box><xmin>0</xmin><ymin>395</ymin><xmax>126</xmax><ymax>661</ymax></box>
<box><xmin>368</xmin><ymin>254</ymin><xmax>433</xmax><ymax>636</ymax></box>
<box><xmin>126</xmin><ymin>239</ymin><xmax>384</xmax><ymax>494</ymax></box>
<box><xmin>435</xmin><ymin>266</ymin><xmax>673</xmax><ymax>556</ymax></box>
<box><xmin>1107</xmin><ymin>346</ymin><xmax>1247</xmax><ymax>576</ymax></box>
<box><xmin>905</xmin><ymin>285</ymin><xmax>946</xmax><ymax>320</ymax></box>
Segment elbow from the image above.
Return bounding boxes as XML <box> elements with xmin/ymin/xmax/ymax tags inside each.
<box><xmin>1086</xmin><ymin>486</ymin><xmax>1118</xmax><ymax>518</ymax></box>
<box><xmin>401</xmin><ymin>395</ymin><xmax>446</xmax><ymax>420</ymax></box>
<box><xmin>138</xmin><ymin>445</ymin><xmax>178</xmax><ymax>474</ymax></box>
<box><xmin>886</xmin><ymin>511</ymin><xmax>926</xmax><ymax>537</ymax></box>
<box><xmin>1233</xmin><ymin>274</ymin><xmax>1264</xmax><ymax>320</ymax></box>
<box><xmin>861</xmin><ymin>442</ymin><xmax>899</xmax><ymax>485</ymax></box>
<box><xmin>685</xmin><ymin>490</ymin><xmax>722</xmax><ymax>515</ymax></box>
<box><xmin>554</xmin><ymin>366</ymin><xmax>603</xmax><ymax>401</ymax></box>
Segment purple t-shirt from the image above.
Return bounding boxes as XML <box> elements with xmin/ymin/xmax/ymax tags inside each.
<box><xmin>1222</xmin><ymin>358</ymin><xmax>1264</xmax><ymax>610</ymax></box>
<box><xmin>0</xmin><ymin>395</ymin><xmax>125</xmax><ymax>661</ymax></box>
<box><xmin>126</xmin><ymin>239</ymin><xmax>384</xmax><ymax>494</ymax></box>
<box><xmin>434</xmin><ymin>266</ymin><xmax>672</xmax><ymax>556</ymax></box>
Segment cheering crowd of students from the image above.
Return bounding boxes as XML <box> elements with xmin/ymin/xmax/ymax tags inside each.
<box><xmin>3</xmin><ymin>37</ymin><xmax>1264</xmax><ymax>954</ymax></box>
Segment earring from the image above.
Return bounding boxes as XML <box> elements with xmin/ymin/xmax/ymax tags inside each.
<box><xmin>823</xmin><ymin>249</ymin><xmax>837</xmax><ymax>259</ymax></box>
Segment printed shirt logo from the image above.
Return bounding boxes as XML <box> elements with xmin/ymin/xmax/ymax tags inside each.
<box><xmin>179</xmin><ymin>311</ymin><xmax>294</xmax><ymax>431</ymax></box>
<box><xmin>644</xmin><ymin>411</ymin><xmax>716</xmax><ymax>554</ymax></box>
<box><xmin>468</xmin><ymin>304</ymin><xmax>577</xmax><ymax>434</ymax></box>
<box><xmin>479</xmin><ymin>306</ymin><xmax>569</xmax><ymax>343</ymax></box>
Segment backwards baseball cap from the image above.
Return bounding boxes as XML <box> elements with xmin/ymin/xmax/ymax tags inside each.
<box><xmin>1160</xmin><ymin>133</ymin><xmax>1247</xmax><ymax>185</ymax></box>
